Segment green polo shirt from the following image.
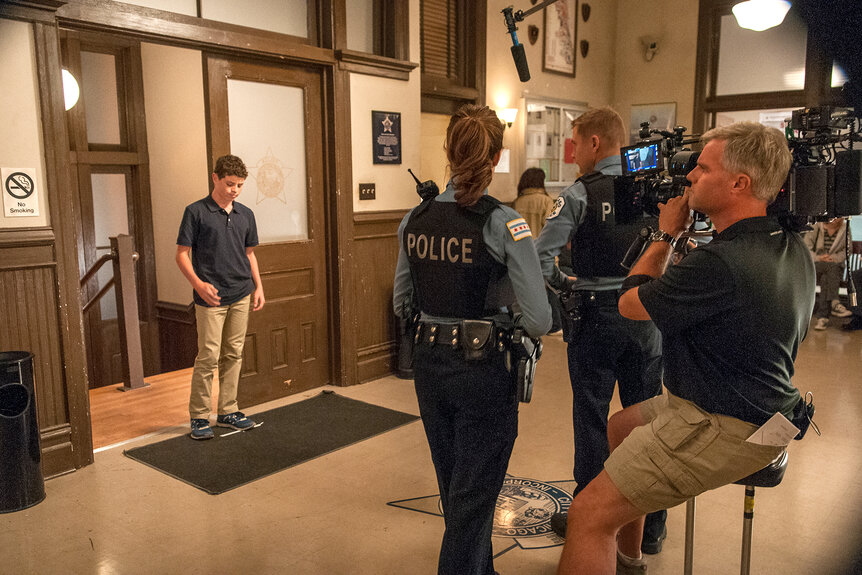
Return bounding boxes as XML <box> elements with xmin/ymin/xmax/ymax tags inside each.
<box><xmin>639</xmin><ymin>217</ymin><xmax>815</xmax><ymax>425</ymax></box>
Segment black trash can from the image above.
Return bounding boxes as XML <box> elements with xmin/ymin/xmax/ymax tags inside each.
<box><xmin>0</xmin><ymin>351</ymin><xmax>45</xmax><ymax>513</ymax></box>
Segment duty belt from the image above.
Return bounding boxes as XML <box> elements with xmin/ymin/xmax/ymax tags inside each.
<box><xmin>414</xmin><ymin>319</ymin><xmax>510</xmax><ymax>360</ymax></box>
<box><xmin>579</xmin><ymin>289</ymin><xmax>621</xmax><ymax>306</ymax></box>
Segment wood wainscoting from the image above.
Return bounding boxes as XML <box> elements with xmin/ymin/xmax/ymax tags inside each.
<box><xmin>155</xmin><ymin>301</ymin><xmax>198</xmax><ymax>374</ymax></box>
<box><xmin>0</xmin><ymin>229</ymin><xmax>87</xmax><ymax>477</ymax></box>
<box><xmin>352</xmin><ymin>210</ymin><xmax>408</xmax><ymax>383</ymax></box>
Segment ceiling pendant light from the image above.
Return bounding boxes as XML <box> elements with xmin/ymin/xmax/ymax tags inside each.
<box><xmin>732</xmin><ymin>0</ymin><xmax>792</xmax><ymax>32</ymax></box>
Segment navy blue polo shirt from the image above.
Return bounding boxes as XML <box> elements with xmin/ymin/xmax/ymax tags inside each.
<box><xmin>177</xmin><ymin>195</ymin><xmax>259</xmax><ymax>307</ymax></box>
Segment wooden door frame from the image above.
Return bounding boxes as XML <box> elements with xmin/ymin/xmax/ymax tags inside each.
<box><xmin>61</xmin><ymin>29</ymin><xmax>160</xmax><ymax>383</ymax></box>
<box><xmin>52</xmin><ymin>0</ymin><xmax>361</xmax><ymax>390</ymax></box>
<box><xmin>1</xmin><ymin>0</ymin><xmax>360</xmax><ymax>475</ymax></box>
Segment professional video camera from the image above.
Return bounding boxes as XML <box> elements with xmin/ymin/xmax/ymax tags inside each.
<box><xmin>770</xmin><ymin>105</ymin><xmax>862</xmax><ymax>227</ymax></box>
<box><xmin>615</xmin><ymin>123</ymin><xmax>702</xmax><ymax>223</ymax></box>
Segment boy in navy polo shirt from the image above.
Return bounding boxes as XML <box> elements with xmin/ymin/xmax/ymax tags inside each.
<box><xmin>176</xmin><ymin>155</ymin><xmax>266</xmax><ymax>440</ymax></box>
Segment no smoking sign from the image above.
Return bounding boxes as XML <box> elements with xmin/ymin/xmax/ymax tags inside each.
<box><xmin>2</xmin><ymin>167</ymin><xmax>39</xmax><ymax>217</ymax></box>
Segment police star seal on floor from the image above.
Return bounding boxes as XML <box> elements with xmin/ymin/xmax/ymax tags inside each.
<box><xmin>387</xmin><ymin>475</ymin><xmax>575</xmax><ymax>554</ymax></box>
<box><xmin>492</xmin><ymin>476</ymin><xmax>572</xmax><ymax>548</ymax></box>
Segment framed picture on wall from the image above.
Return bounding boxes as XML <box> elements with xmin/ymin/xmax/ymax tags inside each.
<box><xmin>543</xmin><ymin>0</ymin><xmax>577</xmax><ymax>77</ymax></box>
<box><xmin>629</xmin><ymin>102</ymin><xmax>677</xmax><ymax>144</ymax></box>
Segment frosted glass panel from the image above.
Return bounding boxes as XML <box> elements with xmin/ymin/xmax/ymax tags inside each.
<box><xmin>81</xmin><ymin>51</ymin><xmax>122</xmax><ymax>145</ymax></box>
<box><xmin>716</xmin><ymin>11</ymin><xmax>807</xmax><ymax>96</ymax></box>
<box><xmin>115</xmin><ymin>0</ymin><xmax>196</xmax><ymax>16</ymax></box>
<box><xmin>91</xmin><ymin>173</ymin><xmax>129</xmax><ymax>319</ymax></box>
<box><xmin>346</xmin><ymin>0</ymin><xmax>374</xmax><ymax>53</ymax></box>
<box><xmin>227</xmin><ymin>79</ymin><xmax>308</xmax><ymax>243</ymax></box>
<box><xmin>201</xmin><ymin>0</ymin><xmax>307</xmax><ymax>37</ymax></box>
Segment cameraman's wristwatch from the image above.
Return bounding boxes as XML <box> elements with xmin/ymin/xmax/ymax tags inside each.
<box><xmin>649</xmin><ymin>229</ymin><xmax>677</xmax><ymax>248</ymax></box>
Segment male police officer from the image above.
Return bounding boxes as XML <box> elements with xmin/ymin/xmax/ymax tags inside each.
<box><xmin>536</xmin><ymin>107</ymin><xmax>667</xmax><ymax>553</ymax></box>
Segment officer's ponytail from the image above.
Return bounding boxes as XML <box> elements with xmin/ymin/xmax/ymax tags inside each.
<box><xmin>445</xmin><ymin>105</ymin><xmax>504</xmax><ymax>207</ymax></box>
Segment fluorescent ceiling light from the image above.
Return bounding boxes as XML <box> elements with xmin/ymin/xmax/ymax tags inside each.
<box><xmin>732</xmin><ymin>0</ymin><xmax>791</xmax><ymax>31</ymax></box>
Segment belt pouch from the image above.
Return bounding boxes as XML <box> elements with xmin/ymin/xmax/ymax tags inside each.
<box><xmin>459</xmin><ymin>320</ymin><xmax>494</xmax><ymax>361</ymax></box>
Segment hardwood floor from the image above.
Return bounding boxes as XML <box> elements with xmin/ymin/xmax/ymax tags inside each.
<box><xmin>88</xmin><ymin>368</ymin><xmax>202</xmax><ymax>449</ymax></box>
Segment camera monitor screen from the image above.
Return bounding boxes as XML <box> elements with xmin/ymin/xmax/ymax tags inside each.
<box><xmin>621</xmin><ymin>141</ymin><xmax>664</xmax><ymax>176</ymax></box>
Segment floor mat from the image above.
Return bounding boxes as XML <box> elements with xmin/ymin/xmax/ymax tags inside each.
<box><xmin>124</xmin><ymin>391</ymin><xmax>419</xmax><ymax>494</ymax></box>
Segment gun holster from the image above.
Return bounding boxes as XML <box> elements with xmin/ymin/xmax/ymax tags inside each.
<box><xmin>396</xmin><ymin>312</ymin><xmax>418</xmax><ymax>379</ymax></box>
<box><xmin>510</xmin><ymin>328</ymin><xmax>543</xmax><ymax>403</ymax></box>
<box><xmin>559</xmin><ymin>289</ymin><xmax>583</xmax><ymax>343</ymax></box>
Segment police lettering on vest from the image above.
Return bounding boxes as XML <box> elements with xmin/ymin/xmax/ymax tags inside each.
<box><xmin>405</xmin><ymin>233</ymin><xmax>473</xmax><ymax>264</ymax></box>
<box><xmin>404</xmin><ymin>197</ymin><xmax>506</xmax><ymax>319</ymax></box>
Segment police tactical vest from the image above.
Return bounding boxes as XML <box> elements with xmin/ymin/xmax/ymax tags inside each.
<box><xmin>570</xmin><ymin>172</ymin><xmax>657</xmax><ymax>278</ymax></box>
<box><xmin>404</xmin><ymin>196</ymin><xmax>506</xmax><ymax>318</ymax></box>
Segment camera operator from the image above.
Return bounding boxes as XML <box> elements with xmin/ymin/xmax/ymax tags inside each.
<box><xmin>535</xmin><ymin>106</ymin><xmax>667</xmax><ymax>553</ymax></box>
<box><xmin>556</xmin><ymin>122</ymin><xmax>815</xmax><ymax>575</ymax></box>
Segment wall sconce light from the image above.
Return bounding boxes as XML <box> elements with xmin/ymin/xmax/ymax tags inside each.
<box><xmin>499</xmin><ymin>108</ymin><xmax>518</xmax><ymax>128</ymax></box>
<box><xmin>62</xmin><ymin>69</ymin><xmax>80</xmax><ymax>111</ymax></box>
<box><xmin>732</xmin><ymin>0</ymin><xmax>791</xmax><ymax>32</ymax></box>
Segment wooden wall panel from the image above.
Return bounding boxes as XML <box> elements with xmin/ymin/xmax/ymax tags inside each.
<box><xmin>155</xmin><ymin>301</ymin><xmax>197</xmax><ymax>373</ymax></box>
<box><xmin>0</xmin><ymin>235</ymin><xmax>76</xmax><ymax>477</ymax></box>
<box><xmin>352</xmin><ymin>210</ymin><xmax>407</xmax><ymax>382</ymax></box>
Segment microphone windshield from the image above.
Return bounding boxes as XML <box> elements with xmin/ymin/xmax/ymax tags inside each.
<box><xmin>511</xmin><ymin>43</ymin><xmax>530</xmax><ymax>82</ymax></box>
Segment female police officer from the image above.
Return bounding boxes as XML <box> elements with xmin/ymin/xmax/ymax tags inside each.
<box><xmin>393</xmin><ymin>104</ymin><xmax>551</xmax><ymax>574</ymax></box>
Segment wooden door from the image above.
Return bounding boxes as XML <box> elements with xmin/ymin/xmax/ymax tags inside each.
<box><xmin>205</xmin><ymin>57</ymin><xmax>332</xmax><ymax>406</ymax></box>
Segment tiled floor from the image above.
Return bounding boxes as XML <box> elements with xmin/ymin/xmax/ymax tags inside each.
<box><xmin>2</xmin><ymin>321</ymin><xmax>861</xmax><ymax>574</ymax></box>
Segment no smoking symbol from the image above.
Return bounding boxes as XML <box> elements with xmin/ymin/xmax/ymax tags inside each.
<box><xmin>6</xmin><ymin>172</ymin><xmax>35</xmax><ymax>200</ymax></box>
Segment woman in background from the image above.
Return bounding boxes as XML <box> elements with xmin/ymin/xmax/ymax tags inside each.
<box><xmin>513</xmin><ymin>166</ymin><xmax>555</xmax><ymax>236</ymax></box>
<box><xmin>805</xmin><ymin>217</ymin><xmax>852</xmax><ymax>330</ymax></box>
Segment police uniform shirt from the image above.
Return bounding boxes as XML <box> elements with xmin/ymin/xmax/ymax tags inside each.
<box><xmin>177</xmin><ymin>195</ymin><xmax>259</xmax><ymax>307</ymax></box>
<box><xmin>393</xmin><ymin>182</ymin><xmax>551</xmax><ymax>339</ymax></box>
<box><xmin>536</xmin><ymin>156</ymin><xmax>623</xmax><ymax>291</ymax></box>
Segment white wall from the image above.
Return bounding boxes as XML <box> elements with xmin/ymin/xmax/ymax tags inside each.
<box><xmin>141</xmin><ymin>42</ymin><xmax>209</xmax><ymax>304</ymax></box>
<box><xmin>0</xmin><ymin>19</ymin><xmax>49</xmax><ymax>229</ymax></box>
<box><xmin>611</xmin><ymin>0</ymin><xmax>699</xmax><ymax>139</ymax></box>
<box><xmin>419</xmin><ymin>112</ymin><xmax>450</xmax><ymax>197</ymax></box>
<box><xmin>351</xmin><ymin>0</ymin><xmax>423</xmax><ymax>212</ymax></box>
<box><xmin>485</xmin><ymin>0</ymin><xmax>619</xmax><ymax>202</ymax></box>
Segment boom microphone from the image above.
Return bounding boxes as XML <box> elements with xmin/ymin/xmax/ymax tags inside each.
<box><xmin>511</xmin><ymin>42</ymin><xmax>530</xmax><ymax>82</ymax></box>
<box><xmin>502</xmin><ymin>6</ymin><xmax>530</xmax><ymax>82</ymax></box>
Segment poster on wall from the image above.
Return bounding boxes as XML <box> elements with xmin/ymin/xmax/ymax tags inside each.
<box><xmin>2</xmin><ymin>167</ymin><xmax>39</xmax><ymax>217</ymax></box>
<box><xmin>543</xmin><ymin>0</ymin><xmax>577</xmax><ymax>77</ymax></box>
<box><xmin>372</xmin><ymin>110</ymin><xmax>402</xmax><ymax>164</ymax></box>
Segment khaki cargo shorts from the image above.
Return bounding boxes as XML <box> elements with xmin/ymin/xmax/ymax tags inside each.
<box><xmin>604</xmin><ymin>393</ymin><xmax>786</xmax><ymax>514</ymax></box>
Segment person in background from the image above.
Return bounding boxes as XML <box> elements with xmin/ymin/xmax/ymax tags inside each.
<box><xmin>513</xmin><ymin>167</ymin><xmax>555</xmax><ymax>236</ymax></box>
<box><xmin>804</xmin><ymin>217</ymin><xmax>852</xmax><ymax>330</ymax></box>
<box><xmin>176</xmin><ymin>154</ymin><xmax>266</xmax><ymax>440</ymax></box>
<box><xmin>843</xmin><ymin>266</ymin><xmax>862</xmax><ymax>330</ymax></box>
<box><xmin>392</xmin><ymin>104</ymin><xmax>551</xmax><ymax>575</ymax></box>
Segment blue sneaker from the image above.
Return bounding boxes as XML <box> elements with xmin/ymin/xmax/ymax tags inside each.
<box><xmin>190</xmin><ymin>418</ymin><xmax>214</xmax><ymax>440</ymax></box>
<box><xmin>216</xmin><ymin>411</ymin><xmax>255</xmax><ymax>430</ymax></box>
